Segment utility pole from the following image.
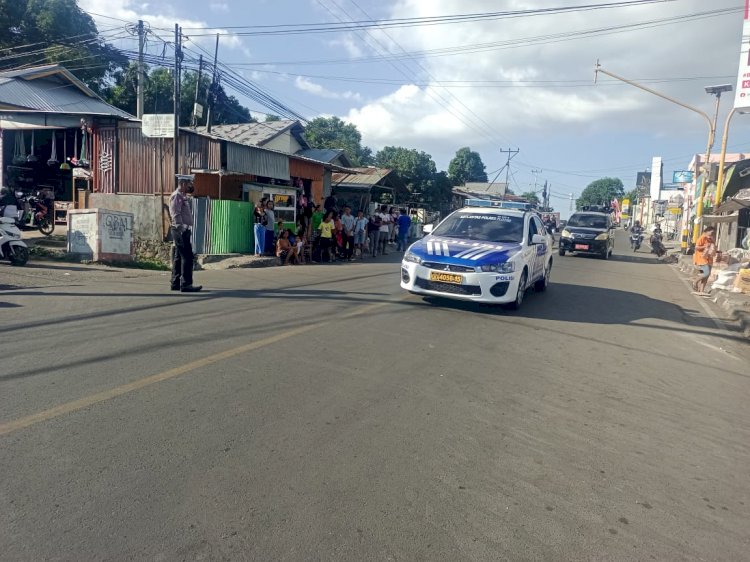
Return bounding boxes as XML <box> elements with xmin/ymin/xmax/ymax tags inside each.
<box><xmin>205</xmin><ymin>33</ymin><xmax>220</xmax><ymax>133</ymax></box>
<box><xmin>173</xmin><ymin>24</ymin><xmax>182</xmax><ymax>189</ymax></box>
<box><xmin>569</xmin><ymin>193</ymin><xmax>574</xmax><ymax>212</ymax></box>
<box><xmin>542</xmin><ymin>180</ymin><xmax>549</xmax><ymax>210</ymax></box>
<box><xmin>136</xmin><ymin>20</ymin><xmax>145</xmax><ymax>119</ymax></box>
<box><xmin>499</xmin><ymin>148</ymin><xmax>520</xmax><ymax>199</ymax></box>
<box><xmin>191</xmin><ymin>54</ymin><xmax>203</xmax><ymax>128</ymax></box>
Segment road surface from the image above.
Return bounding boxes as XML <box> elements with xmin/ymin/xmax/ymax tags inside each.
<box><xmin>1</xmin><ymin>235</ymin><xmax>748</xmax><ymax>561</ymax></box>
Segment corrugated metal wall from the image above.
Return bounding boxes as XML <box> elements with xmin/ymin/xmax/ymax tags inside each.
<box><xmin>226</xmin><ymin>143</ymin><xmax>289</xmax><ymax>180</ymax></box>
<box><xmin>208</xmin><ymin>200</ymin><xmax>253</xmax><ymax>254</ymax></box>
<box><xmin>114</xmin><ymin>126</ymin><xmax>221</xmax><ymax>195</ymax></box>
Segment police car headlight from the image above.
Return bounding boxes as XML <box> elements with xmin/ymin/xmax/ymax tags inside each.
<box><xmin>595</xmin><ymin>232</ymin><xmax>609</xmax><ymax>240</ymax></box>
<box><xmin>478</xmin><ymin>262</ymin><xmax>515</xmax><ymax>273</ymax></box>
<box><xmin>403</xmin><ymin>251</ymin><xmax>423</xmax><ymax>265</ymax></box>
<box><xmin>561</xmin><ymin>229</ymin><xmax>572</xmax><ymax>238</ymax></box>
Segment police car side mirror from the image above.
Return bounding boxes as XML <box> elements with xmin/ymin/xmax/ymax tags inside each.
<box><xmin>531</xmin><ymin>234</ymin><xmax>547</xmax><ymax>245</ymax></box>
<box><xmin>422</xmin><ymin>224</ymin><xmax>434</xmax><ymax>235</ymax></box>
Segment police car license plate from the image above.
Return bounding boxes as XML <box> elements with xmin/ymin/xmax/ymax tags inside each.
<box><xmin>575</xmin><ymin>244</ymin><xmax>589</xmax><ymax>250</ymax></box>
<box><xmin>430</xmin><ymin>272</ymin><xmax>463</xmax><ymax>284</ymax></box>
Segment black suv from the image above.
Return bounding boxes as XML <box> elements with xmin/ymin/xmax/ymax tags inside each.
<box><xmin>558</xmin><ymin>211</ymin><xmax>614</xmax><ymax>259</ymax></box>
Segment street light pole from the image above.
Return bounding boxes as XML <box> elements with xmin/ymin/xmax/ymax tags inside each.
<box><xmin>593</xmin><ymin>63</ymin><xmax>725</xmax><ymax>243</ymax></box>
<box><xmin>714</xmin><ymin>107</ymin><xmax>739</xmax><ymax>206</ymax></box>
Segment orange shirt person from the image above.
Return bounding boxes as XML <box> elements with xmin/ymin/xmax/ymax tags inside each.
<box><xmin>692</xmin><ymin>226</ymin><xmax>718</xmax><ymax>295</ymax></box>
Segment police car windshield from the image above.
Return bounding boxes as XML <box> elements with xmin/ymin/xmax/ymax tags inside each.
<box><xmin>567</xmin><ymin>213</ymin><xmax>608</xmax><ymax>229</ymax></box>
<box><xmin>432</xmin><ymin>213</ymin><xmax>524</xmax><ymax>243</ymax></box>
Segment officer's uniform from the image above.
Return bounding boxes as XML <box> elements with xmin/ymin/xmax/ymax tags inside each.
<box><xmin>169</xmin><ymin>185</ymin><xmax>197</xmax><ymax>291</ymax></box>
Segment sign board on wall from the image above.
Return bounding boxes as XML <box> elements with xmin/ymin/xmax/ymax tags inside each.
<box><xmin>142</xmin><ymin>114</ymin><xmax>175</xmax><ymax>138</ymax></box>
<box><xmin>734</xmin><ymin>0</ymin><xmax>750</xmax><ymax>111</ymax></box>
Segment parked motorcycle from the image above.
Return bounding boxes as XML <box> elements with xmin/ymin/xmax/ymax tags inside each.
<box><xmin>15</xmin><ymin>189</ymin><xmax>54</xmax><ymax>235</ymax></box>
<box><xmin>0</xmin><ymin>217</ymin><xmax>29</xmax><ymax>266</ymax></box>
<box><xmin>630</xmin><ymin>232</ymin><xmax>644</xmax><ymax>252</ymax></box>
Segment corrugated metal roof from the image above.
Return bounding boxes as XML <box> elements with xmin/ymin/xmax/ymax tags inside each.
<box><xmin>0</xmin><ymin>72</ymin><xmax>132</xmax><ymax>118</ymax></box>
<box><xmin>296</xmin><ymin>148</ymin><xmax>348</xmax><ymax>165</ymax></box>
<box><xmin>332</xmin><ymin>167</ymin><xmax>392</xmax><ymax>186</ymax></box>
<box><xmin>200</xmin><ymin>120</ymin><xmax>300</xmax><ymax>147</ymax></box>
<box><xmin>226</xmin><ymin>143</ymin><xmax>289</xmax><ymax>180</ymax></box>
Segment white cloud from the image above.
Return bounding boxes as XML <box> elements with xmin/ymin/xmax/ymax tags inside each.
<box><xmin>294</xmin><ymin>76</ymin><xmax>361</xmax><ymax>101</ymax></box>
<box><xmin>338</xmin><ymin>0</ymin><xmax>744</xmax><ymax>160</ymax></box>
<box><xmin>79</xmin><ymin>0</ymin><xmax>245</xmax><ymax>52</ymax></box>
<box><xmin>209</xmin><ymin>2</ymin><xmax>229</xmax><ymax>13</ymax></box>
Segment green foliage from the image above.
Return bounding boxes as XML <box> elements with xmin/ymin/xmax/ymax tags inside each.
<box><xmin>448</xmin><ymin>147</ymin><xmax>488</xmax><ymax>184</ymax></box>
<box><xmin>576</xmin><ymin>177</ymin><xmax>624</xmax><ymax>209</ymax></box>
<box><xmin>304</xmin><ymin>116</ymin><xmax>373</xmax><ymax>166</ymax></box>
<box><xmin>104</xmin><ymin>63</ymin><xmax>253</xmax><ymax>125</ymax></box>
<box><xmin>264</xmin><ymin>114</ymin><xmax>281</xmax><ymax>122</ymax></box>
<box><xmin>0</xmin><ymin>0</ymin><xmax>126</xmax><ymax>93</ymax></box>
<box><xmin>624</xmin><ymin>188</ymin><xmax>641</xmax><ymax>204</ymax></box>
<box><xmin>375</xmin><ymin>146</ymin><xmax>437</xmax><ymax>193</ymax></box>
<box><xmin>521</xmin><ymin>191</ymin><xmax>540</xmax><ymax>205</ymax></box>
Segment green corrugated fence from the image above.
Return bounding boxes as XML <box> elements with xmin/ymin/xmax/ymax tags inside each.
<box><xmin>209</xmin><ymin>200</ymin><xmax>253</xmax><ymax>254</ymax></box>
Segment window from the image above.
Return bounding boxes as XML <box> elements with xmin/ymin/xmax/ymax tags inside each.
<box><xmin>431</xmin><ymin>213</ymin><xmax>524</xmax><ymax>243</ymax></box>
<box><xmin>528</xmin><ymin>216</ymin><xmax>539</xmax><ymax>244</ymax></box>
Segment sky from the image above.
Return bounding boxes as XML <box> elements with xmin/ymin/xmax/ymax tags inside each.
<box><xmin>78</xmin><ymin>0</ymin><xmax>750</xmax><ymax>215</ymax></box>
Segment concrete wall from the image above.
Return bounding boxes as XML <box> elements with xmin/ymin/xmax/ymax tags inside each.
<box><xmin>88</xmin><ymin>193</ymin><xmax>165</xmax><ymax>241</ymax></box>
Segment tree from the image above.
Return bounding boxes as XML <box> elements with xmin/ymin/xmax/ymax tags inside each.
<box><xmin>375</xmin><ymin>146</ymin><xmax>437</xmax><ymax>194</ymax></box>
<box><xmin>264</xmin><ymin>114</ymin><xmax>281</xmax><ymax>122</ymax></box>
<box><xmin>576</xmin><ymin>177</ymin><xmax>625</xmax><ymax>209</ymax></box>
<box><xmin>521</xmin><ymin>191</ymin><xmax>540</xmax><ymax>205</ymax></box>
<box><xmin>105</xmin><ymin>63</ymin><xmax>253</xmax><ymax>125</ymax></box>
<box><xmin>448</xmin><ymin>147</ymin><xmax>488</xmax><ymax>184</ymax></box>
<box><xmin>304</xmin><ymin>116</ymin><xmax>373</xmax><ymax>166</ymax></box>
<box><xmin>0</xmin><ymin>0</ymin><xmax>126</xmax><ymax>93</ymax></box>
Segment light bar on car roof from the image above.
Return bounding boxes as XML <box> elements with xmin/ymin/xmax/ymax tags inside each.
<box><xmin>464</xmin><ymin>198</ymin><xmax>531</xmax><ymax>210</ymax></box>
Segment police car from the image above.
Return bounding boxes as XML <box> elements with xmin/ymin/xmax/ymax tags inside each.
<box><xmin>401</xmin><ymin>201</ymin><xmax>553</xmax><ymax>309</ymax></box>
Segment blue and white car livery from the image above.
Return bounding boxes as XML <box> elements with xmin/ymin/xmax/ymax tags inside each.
<box><xmin>400</xmin><ymin>207</ymin><xmax>553</xmax><ymax>308</ymax></box>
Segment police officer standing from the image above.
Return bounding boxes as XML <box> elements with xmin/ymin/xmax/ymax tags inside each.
<box><xmin>169</xmin><ymin>175</ymin><xmax>202</xmax><ymax>292</ymax></box>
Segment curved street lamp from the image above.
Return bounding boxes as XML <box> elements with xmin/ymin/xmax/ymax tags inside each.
<box><xmin>594</xmin><ymin>62</ymin><xmax>730</xmax><ymax>242</ymax></box>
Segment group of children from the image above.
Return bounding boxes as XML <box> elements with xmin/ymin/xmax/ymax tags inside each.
<box><xmin>270</xmin><ymin>203</ymin><xmax>413</xmax><ymax>266</ymax></box>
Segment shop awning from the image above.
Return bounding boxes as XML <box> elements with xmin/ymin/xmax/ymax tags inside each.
<box><xmin>0</xmin><ymin>113</ymin><xmax>90</xmax><ymax>129</ymax></box>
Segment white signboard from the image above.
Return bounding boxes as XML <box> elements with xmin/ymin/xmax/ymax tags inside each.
<box><xmin>142</xmin><ymin>114</ymin><xmax>175</xmax><ymax>138</ymax></box>
<box><xmin>650</xmin><ymin>156</ymin><xmax>663</xmax><ymax>199</ymax></box>
<box><xmin>734</xmin><ymin>0</ymin><xmax>750</xmax><ymax>110</ymax></box>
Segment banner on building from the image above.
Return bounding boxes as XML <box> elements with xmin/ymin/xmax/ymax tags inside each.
<box><xmin>734</xmin><ymin>0</ymin><xmax>750</xmax><ymax>110</ymax></box>
<box><xmin>621</xmin><ymin>198</ymin><xmax>631</xmax><ymax>218</ymax></box>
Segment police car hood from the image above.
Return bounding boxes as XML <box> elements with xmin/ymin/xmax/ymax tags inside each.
<box><xmin>410</xmin><ymin>236</ymin><xmax>522</xmax><ymax>265</ymax></box>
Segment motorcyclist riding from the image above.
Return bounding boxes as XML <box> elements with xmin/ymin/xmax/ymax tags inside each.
<box><xmin>630</xmin><ymin>220</ymin><xmax>644</xmax><ymax>251</ymax></box>
<box><xmin>650</xmin><ymin>224</ymin><xmax>666</xmax><ymax>257</ymax></box>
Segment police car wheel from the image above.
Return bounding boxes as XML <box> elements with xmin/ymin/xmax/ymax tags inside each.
<box><xmin>506</xmin><ymin>271</ymin><xmax>527</xmax><ymax>310</ymax></box>
<box><xmin>534</xmin><ymin>263</ymin><xmax>550</xmax><ymax>292</ymax></box>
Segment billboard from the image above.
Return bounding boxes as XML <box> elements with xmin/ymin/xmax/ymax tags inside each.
<box><xmin>734</xmin><ymin>0</ymin><xmax>750</xmax><ymax>111</ymax></box>
<box><xmin>661</xmin><ymin>183</ymin><xmax>685</xmax><ymax>191</ymax></box>
<box><xmin>672</xmin><ymin>170</ymin><xmax>693</xmax><ymax>183</ymax></box>
<box><xmin>636</xmin><ymin>172</ymin><xmax>651</xmax><ymax>191</ymax></box>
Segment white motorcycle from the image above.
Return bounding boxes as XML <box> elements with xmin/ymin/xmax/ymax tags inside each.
<box><xmin>0</xmin><ymin>217</ymin><xmax>29</xmax><ymax>266</ymax></box>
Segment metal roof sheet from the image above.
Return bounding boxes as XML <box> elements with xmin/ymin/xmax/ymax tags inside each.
<box><xmin>200</xmin><ymin>120</ymin><xmax>299</xmax><ymax>147</ymax></box>
<box><xmin>296</xmin><ymin>148</ymin><xmax>349</xmax><ymax>165</ymax></box>
<box><xmin>0</xmin><ymin>74</ymin><xmax>132</xmax><ymax>118</ymax></box>
<box><xmin>332</xmin><ymin>167</ymin><xmax>392</xmax><ymax>186</ymax></box>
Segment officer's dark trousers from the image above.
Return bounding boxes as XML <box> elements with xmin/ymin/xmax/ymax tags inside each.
<box><xmin>170</xmin><ymin>227</ymin><xmax>194</xmax><ymax>288</ymax></box>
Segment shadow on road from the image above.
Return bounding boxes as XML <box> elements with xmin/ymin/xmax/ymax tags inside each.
<box><xmin>412</xmin><ymin>281</ymin><xmax>745</xmax><ymax>344</ymax></box>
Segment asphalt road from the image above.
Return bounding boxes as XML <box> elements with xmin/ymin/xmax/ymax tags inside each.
<box><xmin>1</xmin><ymin>233</ymin><xmax>749</xmax><ymax>561</ymax></box>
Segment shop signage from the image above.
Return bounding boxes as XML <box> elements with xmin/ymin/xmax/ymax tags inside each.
<box><xmin>734</xmin><ymin>0</ymin><xmax>750</xmax><ymax>111</ymax></box>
